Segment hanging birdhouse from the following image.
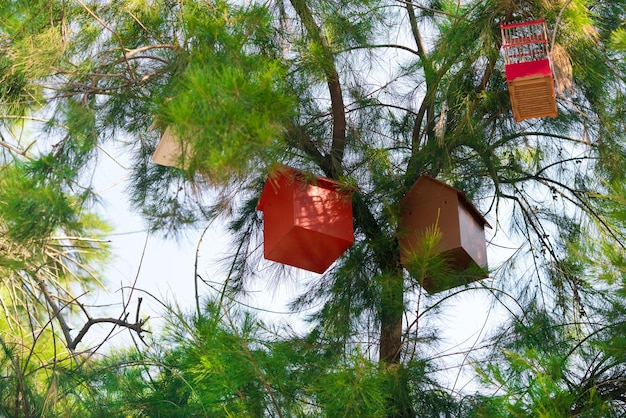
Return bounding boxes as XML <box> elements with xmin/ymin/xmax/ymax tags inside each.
<box><xmin>399</xmin><ymin>175</ymin><xmax>490</xmax><ymax>294</ymax></box>
<box><xmin>151</xmin><ymin>128</ymin><xmax>178</xmax><ymax>167</ymax></box>
<box><xmin>501</xmin><ymin>19</ymin><xmax>558</xmax><ymax>122</ymax></box>
<box><xmin>256</xmin><ymin>166</ymin><xmax>354</xmax><ymax>274</ymax></box>
<box><xmin>151</xmin><ymin>127</ymin><xmax>190</xmax><ymax>168</ymax></box>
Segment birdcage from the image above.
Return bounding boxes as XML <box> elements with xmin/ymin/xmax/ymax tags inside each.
<box><xmin>501</xmin><ymin>19</ymin><xmax>558</xmax><ymax>122</ymax></box>
<box><xmin>256</xmin><ymin>166</ymin><xmax>354</xmax><ymax>274</ymax></box>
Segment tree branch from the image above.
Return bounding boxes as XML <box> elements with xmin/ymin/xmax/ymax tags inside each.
<box><xmin>123</xmin><ymin>43</ymin><xmax>180</xmax><ymax>59</ymax></box>
<box><xmin>285</xmin><ymin>124</ymin><xmax>327</xmax><ymax>169</ymax></box>
<box><xmin>289</xmin><ymin>0</ymin><xmax>346</xmax><ymax>177</ymax></box>
<box><xmin>404</xmin><ymin>0</ymin><xmax>438</xmax><ymax>186</ymax></box>
<box><xmin>68</xmin><ymin>311</ymin><xmax>150</xmax><ymax>351</ymax></box>
<box><xmin>75</xmin><ymin>0</ymin><xmax>136</xmax><ymax>80</ymax></box>
<box><xmin>35</xmin><ymin>277</ymin><xmax>75</xmax><ymax>350</ymax></box>
<box><xmin>35</xmin><ymin>274</ymin><xmax>149</xmax><ymax>352</ymax></box>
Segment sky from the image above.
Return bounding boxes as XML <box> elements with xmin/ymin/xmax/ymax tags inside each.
<box><xmin>86</xmin><ymin>146</ymin><xmax>206</xmax><ymax>347</ymax></box>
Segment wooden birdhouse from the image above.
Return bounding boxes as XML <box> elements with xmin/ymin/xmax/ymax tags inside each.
<box><xmin>256</xmin><ymin>166</ymin><xmax>354</xmax><ymax>274</ymax></box>
<box><xmin>501</xmin><ymin>19</ymin><xmax>558</xmax><ymax>122</ymax></box>
<box><xmin>399</xmin><ymin>175</ymin><xmax>490</xmax><ymax>294</ymax></box>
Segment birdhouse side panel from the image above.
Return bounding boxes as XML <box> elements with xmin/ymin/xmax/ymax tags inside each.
<box><xmin>420</xmin><ymin>247</ymin><xmax>475</xmax><ymax>294</ymax></box>
<box><xmin>264</xmin><ymin>225</ymin><xmax>353</xmax><ymax>274</ymax></box>
<box><xmin>508</xmin><ymin>74</ymin><xmax>558</xmax><ymax>122</ymax></box>
<box><xmin>433</xmin><ymin>195</ymin><xmax>464</xmax><ymax>254</ymax></box>
<box><xmin>257</xmin><ymin>167</ymin><xmax>354</xmax><ymax>273</ymax></box>
<box><xmin>400</xmin><ymin>181</ymin><xmax>461</xmax><ymax>252</ymax></box>
<box><xmin>293</xmin><ymin>182</ymin><xmax>354</xmax><ymax>242</ymax></box>
<box><xmin>151</xmin><ymin>128</ymin><xmax>184</xmax><ymax>167</ymax></box>
<box><xmin>458</xmin><ymin>202</ymin><xmax>488</xmax><ymax>269</ymax></box>
<box><xmin>263</xmin><ymin>225</ymin><xmax>309</xmax><ymax>271</ymax></box>
<box><xmin>259</xmin><ymin>179</ymin><xmax>296</xmax><ymax>258</ymax></box>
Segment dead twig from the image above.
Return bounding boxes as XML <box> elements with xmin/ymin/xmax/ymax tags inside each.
<box><xmin>68</xmin><ymin>312</ymin><xmax>150</xmax><ymax>351</ymax></box>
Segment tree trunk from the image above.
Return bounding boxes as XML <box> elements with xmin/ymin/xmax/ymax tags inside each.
<box><xmin>380</xmin><ymin>265</ymin><xmax>414</xmax><ymax>417</ymax></box>
<box><xmin>379</xmin><ymin>273</ymin><xmax>404</xmax><ymax>364</ymax></box>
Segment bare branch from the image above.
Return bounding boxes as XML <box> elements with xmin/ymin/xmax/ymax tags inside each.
<box><xmin>124</xmin><ymin>43</ymin><xmax>179</xmax><ymax>59</ymax></box>
<box><xmin>0</xmin><ymin>140</ymin><xmax>32</xmax><ymax>159</ymax></box>
<box><xmin>404</xmin><ymin>0</ymin><xmax>439</xmax><ymax>184</ymax></box>
<box><xmin>34</xmin><ymin>277</ymin><xmax>75</xmax><ymax>350</ymax></box>
<box><xmin>68</xmin><ymin>314</ymin><xmax>150</xmax><ymax>351</ymax></box>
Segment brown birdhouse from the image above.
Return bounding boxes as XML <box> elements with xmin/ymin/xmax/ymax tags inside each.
<box><xmin>500</xmin><ymin>19</ymin><xmax>558</xmax><ymax>122</ymax></box>
<box><xmin>399</xmin><ymin>175</ymin><xmax>490</xmax><ymax>294</ymax></box>
<box><xmin>256</xmin><ymin>166</ymin><xmax>354</xmax><ymax>274</ymax></box>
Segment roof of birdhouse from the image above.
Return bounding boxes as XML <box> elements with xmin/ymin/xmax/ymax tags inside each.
<box><xmin>256</xmin><ymin>165</ymin><xmax>345</xmax><ymax>211</ymax></box>
<box><xmin>500</xmin><ymin>19</ymin><xmax>547</xmax><ymax>33</ymax></box>
<box><xmin>406</xmin><ymin>174</ymin><xmax>492</xmax><ymax>229</ymax></box>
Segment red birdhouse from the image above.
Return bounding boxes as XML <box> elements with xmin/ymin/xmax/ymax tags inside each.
<box><xmin>256</xmin><ymin>166</ymin><xmax>354</xmax><ymax>274</ymax></box>
<box><xmin>399</xmin><ymin>175</ymin><xmax>490</xmax><ymax>294</ymax></box>
<box><xmin>501</xmin><ymin>19</ymin><xmax>558</xmax><ymax>122</ymax></box>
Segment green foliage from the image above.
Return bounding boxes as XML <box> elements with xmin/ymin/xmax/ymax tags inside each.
<box><xmin>1</xmin><ymin>0</ymin><xmax>626</xmax><ymax>416</ymax></box>
<box><xmin>0</xmin><ymin>55</ymin><xmax>30</xmax><ymax>120</ymax></box>
<box><xmin>611</xmin><ymin>27</ymin><xmax>626</xmax><ymax>51</ymax></box>
<box><xmin>55</xmin><ymin>99</ymin><xmax>99</xmax><ymax>171</ymax></box>
<box><xmin>164</xmin><ymin>59</ymin><xmax>294</xmax><ymax>181</ymax></box>
<box><xmin>56</xmin><ymin>300</ymin><xmax>469</xmax><ymax>417</ymax></box>
<box><xmin>157</xmin><ymin>1</ymin><xmax>295</xmax><ymax>182</ymax></box>
<box><xmin>476</xmin><ymin>306</ymin><xmax>626</xmax><ymax>417</ymax></box>
<box><xmin>0</xmin><ymin>163</ymin><xmax>78</xmax><ymax>241</ymax></box>
<box><xmin>314</xmin><ymin>354</ymin><xmax>387</xmax><ymax>417</ymax></box>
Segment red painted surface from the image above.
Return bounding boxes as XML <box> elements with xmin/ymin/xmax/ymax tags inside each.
<box><xmin>256</xmin><ymin>166</ymin><xmax>354</xmax><ymax>273</ymax></box>
<box><xmin>500</xmin><ymin>19</ymin><xmax>546</xmax><ymax>30</ymax></box>
<box><xmin>504</xmin><ymin>58</ymin><xmax>552</xmax><ymax>82</ymax></box>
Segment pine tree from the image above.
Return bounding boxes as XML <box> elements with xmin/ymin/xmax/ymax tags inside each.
<box><xmin>1</xmin><ymin>0</ymin><xmax>626</xmax><ymax>416</ymax></box>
